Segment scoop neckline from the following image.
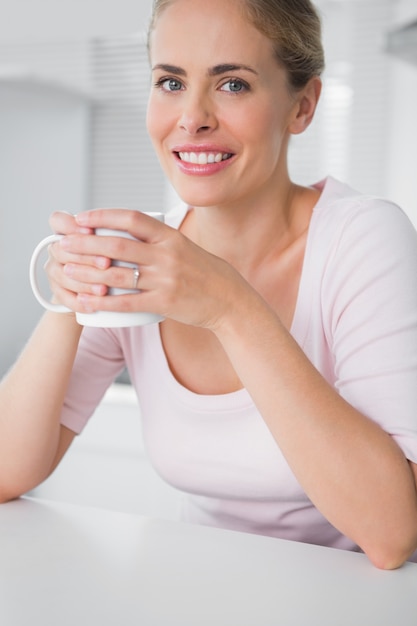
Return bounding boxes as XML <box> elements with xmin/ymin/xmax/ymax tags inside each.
<box><xmin>151</xmin><ymin>177</ymin><xmax>333</xmax><ymax>406</ymax></box>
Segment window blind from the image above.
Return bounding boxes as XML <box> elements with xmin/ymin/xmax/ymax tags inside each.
<box><xmin>289</xmin><ymin>0</ymin><xmax>394</xmax><ymax>197</ymax></box>
<box><xmin>89</xmin><ymin>36</ymin><xmax>166</xmax><ymax>212</ymax></box>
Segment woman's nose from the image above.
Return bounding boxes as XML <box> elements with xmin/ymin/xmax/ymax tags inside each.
<box><xmin>178</xmin><ymin>93</ymin><xmax>217</xmax><ymax>135</ymax></box>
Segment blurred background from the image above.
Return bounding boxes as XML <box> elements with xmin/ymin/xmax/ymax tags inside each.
<box><xmin>0</xmin><ymin>0</ymin><xmax>416</xmax><ymax>516</ymax></box>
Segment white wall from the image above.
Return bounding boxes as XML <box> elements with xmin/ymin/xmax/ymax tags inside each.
<box><xmin>0</xmin><ymin>79</ymin><xmax>90</xmax><ymax>375</ymax></box>
<box><xmin>0</xmin><ymin>0</ymin><xmax>153</xmax><ymax>41</ymax></box>
<box><xmin>386</xmin><ymin>0</ymin><xmax>417</xmax><ymax>228</ymax></box>
<box><xmin>387</xmin><ymin>59</ymin><xmax>417</xmax><ymax>228</ymax></box>
<box><xmin>391</xmin><ymin>0</ymin><xmax>417</xmax><ymax>24</ymax></box>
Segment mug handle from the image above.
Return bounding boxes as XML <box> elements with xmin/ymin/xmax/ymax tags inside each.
<box><xmin>29</xmin><ymin>234</ymin><xmax>71</xmax><ymax>313</ymax></box>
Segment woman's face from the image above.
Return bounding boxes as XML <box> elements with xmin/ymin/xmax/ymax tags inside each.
<box><xmin>147</xmin><ymin>0</ymin><xmax>303</xmax><ymax>209</ymax></box>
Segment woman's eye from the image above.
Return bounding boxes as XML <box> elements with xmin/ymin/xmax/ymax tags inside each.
<box><xmin>221</xmin><ymin>79</ymin><xmax>248</xmax><ymax>93</ymax></box>
<box><xmin>157</xmin><ymin>78</ymin><xmax>183</xmax><ymax>92</ymax></box>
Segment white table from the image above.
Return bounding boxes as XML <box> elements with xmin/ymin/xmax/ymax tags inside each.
<box><xmin>0</xmin><ymin>497</ymin><xmax>416</xmax><ymax>626</ymax></box>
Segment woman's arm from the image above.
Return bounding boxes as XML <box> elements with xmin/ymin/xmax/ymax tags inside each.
<box><xmin>0</xmin><ymin>211</ymin><xmax>97</xmax><ymax>502</ymax></box>
<box><xmin>209</xmin><ymin>202</ymin><xmax>417</xmax><ymax>569</ymax></box>
<box><xmin>208</xmin><ymin>203</ymin><xmax>417</xmax><ymax>569</ymax></box>
<box><xmin>212</xmin><ymin>293</ymin><xmax>417</xmax><ymax>570</ymax></box>
<box><xmin>0</xmin><ymin>312</ymin><xmax>81</xmax><ymax>501</ymax></box>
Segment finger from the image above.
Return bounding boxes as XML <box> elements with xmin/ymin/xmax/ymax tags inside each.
<box><xmin>52</xmin><ymin>277</ymin><xmax>108</xmax><ymax>303</ymax></box>
<box><xmin>53</xmin><ymin>238</ymin><xmax>112</xmax><ymax>270</ymax></box>
<box><xmin>49</xmin><ymin>281</ymin><xmax>108</xmax><ymax>314</ymax></box>
<box><xmin>76</xmin><ymin>291</ymin><xmax>154</xmax><ymax>315</ymax></box>
<box><xmin>75</xmin><ymin>209</ymin><xmax>165</xmax><ymax>242</ymax></box>
<box><xmin>47</xmin><ymin>255</ymin><xmax>108</xmax><ymax>297</ymax></box>
<box><xmin>59</xmin><ymin>233</ymin><xmax>151</xmax><ymax>268</ymax></box>
<box><xmin>49</xmin><ymin>210</ymin><xmax>93</xmax><ymax>236</ymax></box>
<box><xmin>63</xmin><ymin>261</ymin><xmax>142</xmax><ymax>293</ymax></box>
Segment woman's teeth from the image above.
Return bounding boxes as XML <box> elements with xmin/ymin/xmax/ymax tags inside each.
<box><xmin>178</xmin><ymin>152</ymin><xmax>232</xmax><ymax>164</ymax></box>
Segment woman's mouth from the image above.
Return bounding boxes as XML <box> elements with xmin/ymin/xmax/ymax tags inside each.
<box><xmin>176</xmin><ymin>151</ymin><xmax>233</xmax><ymax>165</ymax></box>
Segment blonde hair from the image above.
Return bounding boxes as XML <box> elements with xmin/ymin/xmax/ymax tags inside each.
<box><xmin>147</xmin><ymin>0</ymin><xmax>325</xmax><ymax>91</ymax></box>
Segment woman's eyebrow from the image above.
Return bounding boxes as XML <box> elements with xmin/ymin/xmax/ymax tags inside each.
<box><xmin>152</xmin><ymin>64</ymin><xmax>186</xmax><ymax>76</ymax></box>
<box><xmin>151</xmin><ymin>63</ymin><xmax>258</xmax><ymax>77</ymax></box>
<box><xmin>208</xmin><ymin>63</ymin><xmax>258</xmax><ymax>76</ymax></box>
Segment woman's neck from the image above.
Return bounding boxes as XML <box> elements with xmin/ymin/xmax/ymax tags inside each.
<box><xmin>180</xmin><ymin>181</ymin><xmax>320</xmax><ymax>277</ymax></box>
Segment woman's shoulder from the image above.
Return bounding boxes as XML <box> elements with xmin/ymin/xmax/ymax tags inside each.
<box><xmin>310</xmin><ymin>176</ymin><xmax>417</xmax><ymax>249</ymax></box>
<box><xmin>314</xmin><ymin>176</ymin><xmax>404</xmax><ymax>217</ymax></box>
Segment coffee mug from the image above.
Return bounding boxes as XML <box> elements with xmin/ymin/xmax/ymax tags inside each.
<box><xmin>29</xmin><ymin>211</ymin><xmax>165</xmax><ymax>327</ymax></box>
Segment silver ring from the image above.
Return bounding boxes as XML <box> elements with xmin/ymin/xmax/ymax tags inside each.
<box><xmin>132</xmin><ymin>267</ymin><xmax>140</xmax><ymax>289</ymax></box>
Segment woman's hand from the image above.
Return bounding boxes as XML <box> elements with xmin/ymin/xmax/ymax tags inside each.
<box><xmin>53</xmin><ymin>208</ymin><xmax>254</xmax><ymax>329</ymax></box>
<box><xmin>46</xmin><ymin>211</ymin><xmax>110</xmax><ymax>312</ymax></box>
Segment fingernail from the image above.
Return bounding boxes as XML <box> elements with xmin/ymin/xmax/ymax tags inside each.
<box><xmin>75</xmin><ymin>213</ymin><xmax>88</xmax><ymax>225</ymax></box>
<box><xmin>95</xmin><ymin>256</ymin><xmax>109</xmax><ymax>269</ymax></box>
<box><xmin>60</xmin><ymin>237</ymin><xmax>70</xmax><ymax>249</ymax></box>
<box><xmin>92</xmin><ymin>284</ymin><xmax>106</xmax><ymax>296</ymax></box>
<box><xmin>63</xmin><ymin>264</ymin><xmax>74</xmax><ymax>276</ymax></box>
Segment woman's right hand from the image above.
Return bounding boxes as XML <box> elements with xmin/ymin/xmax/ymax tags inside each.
<box><xmin>46</xmin><ymin>211</ymin><xmax>111</xmax><ymax>312</ymax></box>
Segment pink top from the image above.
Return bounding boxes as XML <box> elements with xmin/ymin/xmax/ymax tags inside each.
<box><xmin>61</xmin><ymin>177</ymin><xmax>417</xmax><ymax>554</ymax></box>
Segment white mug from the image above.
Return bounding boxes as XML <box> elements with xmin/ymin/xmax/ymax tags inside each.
<box><xmin>29</xmin><ymin>211</ymin><xmax>165</xmax><ymax>327</ymax></box>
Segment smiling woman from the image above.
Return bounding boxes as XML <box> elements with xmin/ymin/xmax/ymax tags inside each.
<box><xmin>1</xmin><ymin>0</ymin><xmax>417</xmax><ymax>571</ymax></box>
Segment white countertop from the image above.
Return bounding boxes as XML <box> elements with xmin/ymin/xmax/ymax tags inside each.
<box><xmin>0</xmin><ymin>497</ymin><xmax>416</xmax><ymax>626</ymax></box>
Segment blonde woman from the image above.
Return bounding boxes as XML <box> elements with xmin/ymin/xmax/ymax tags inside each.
<box><xmin>1</xmin><ymin>0</ymin><xmax>417</xmax><ymax>569</ymax></box>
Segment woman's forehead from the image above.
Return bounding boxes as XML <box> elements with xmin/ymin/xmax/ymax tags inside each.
<box><xmin>149</xmin><ymin>0</ymin><xmax>274</xmax><ymax>67</ymax></box>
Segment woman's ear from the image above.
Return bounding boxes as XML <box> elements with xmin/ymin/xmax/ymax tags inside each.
<box><xmin>289</xmin><ymin>77</ymin><xmax>322</xmax><ymax>135</ymax></box>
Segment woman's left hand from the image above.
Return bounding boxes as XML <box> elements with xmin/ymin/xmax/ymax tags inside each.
<box><xmin>59</xmin><ymin>208</ymin><xmax>254</xmax><ymax>330</ymax></box>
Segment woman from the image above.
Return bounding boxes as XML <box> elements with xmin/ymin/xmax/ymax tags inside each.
<box><xmin>1</xmin><ymin>0</ymin><xmax>417</xmax><ymax>569</ymax></box>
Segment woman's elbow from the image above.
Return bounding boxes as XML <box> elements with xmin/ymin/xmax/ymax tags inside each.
<box><xmin>364</xmin><ymin>531</ymin><xmax>417</xmax><ymax>570</ymax></box>
<box><xmin>0</xmin><ymin>489</ymin><xmax>22</xmax><ymax>505</ymax></box>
